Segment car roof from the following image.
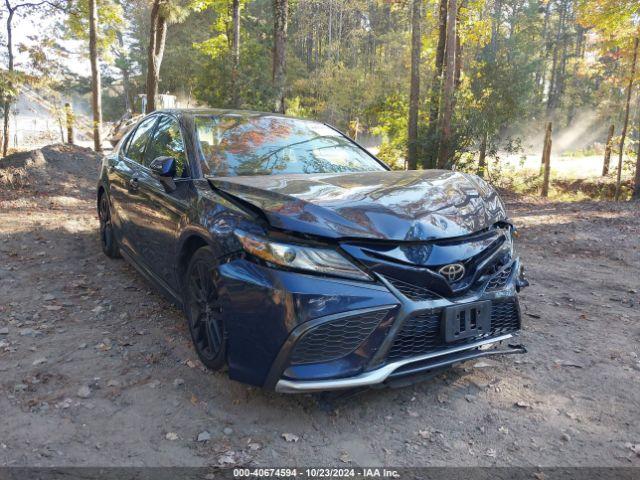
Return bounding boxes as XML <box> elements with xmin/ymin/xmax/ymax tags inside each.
<box><xmin>155</xmin><ymin>108</ymin><xmax>312</xmax><ymax>123</ymax></box>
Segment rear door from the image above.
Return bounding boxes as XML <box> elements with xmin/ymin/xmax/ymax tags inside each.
<box><xmin>133</xmin><ymin>114</ymin><xmax>192</xmax><ymax>290</ymax></box>
<box><xmin>111</xmin><ymin>115</ymin><xmax>159</xmax><ymax>256</ymax></box>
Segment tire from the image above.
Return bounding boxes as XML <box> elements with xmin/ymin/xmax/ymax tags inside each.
<box><xmin>98</xmin><ymin>192</ymin><xmax>121</xmax><ymax>259</ymax></box>
<box><xmin>183</xmin><ymin>246</ymin><xmax>226</xmax><ymax>370</ymax></box>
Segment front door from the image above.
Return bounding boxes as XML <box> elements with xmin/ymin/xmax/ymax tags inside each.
<box><xmin>133</xmin><ymin>114</ymin><xmax>192</xmax><ymax>291</ymax></box>
<box><xmin>113</xmin><ymin>115</ymin><xmax>159</xmax><ymax>256</ymax></box>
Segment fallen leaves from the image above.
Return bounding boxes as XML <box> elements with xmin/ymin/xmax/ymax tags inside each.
<box><xmin>474</xmin><ymin>360</ymin><xmax>498</xmax><ymax>368</ymax></box>
<box><xmin>281</xmin><ymin>433</ymin><xmax>299</xmax><ymax>443</ymax></box>
<box><xmin>625</xmin><ymin>443</ymin><xmax>640</xmax><ymax>457</ymax></box>
<box><xmin>554</xmin><ymin>359</ymin><xmax>585</xmax><ymax>368</ymax></box>
<box><xmin>339</xmin><ymin>452</ymin><xmax>351</xmax><ymax>463</ymax></box>
<box><xmin>77</xmin><ymin>385</ymin><xmax>92</xmax><ymax>398</ymax></box>
<box><xmin>217</xmin><ymin>450</ymin><xmax>237</xmax><ymax>465</ymax></box>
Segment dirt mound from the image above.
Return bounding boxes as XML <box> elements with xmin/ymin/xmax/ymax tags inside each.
<box><xmin>0</xmin><ymin>144</ymin><xmax>101</xmax><ymax>190</ymax></box>
<box><xmin>0</xmin><ymin>149</ymin><xmax>47</xmax><ymax>188</ymax></box>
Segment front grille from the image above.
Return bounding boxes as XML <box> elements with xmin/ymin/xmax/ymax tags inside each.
<box><xmin>386</xmin><ymin>299</ymin><xmax>520</xmax><ymax>361</ymax></box>
<box><xmin>386</xmin><ymin>311</ymin><xmax>441</xmax><ymax>361</ymax></box>
<box><xmin>385</xmin><ymin>276</ymin><xmax>441</xmax><ymax>301</ymax></box>
<box><xmin>289</xmin><ymin>310</ymin><xmax>388</xmax><ymax>365</ymax></box>
<box><xmin>490</xmin><ymin>299</ymin><xmax>521</xmax><ymax>334</ymax></box>
<box><xmin>485</xmin><ymin>265</ymin><xmax>513</xmax><ymax>292</ymax></box>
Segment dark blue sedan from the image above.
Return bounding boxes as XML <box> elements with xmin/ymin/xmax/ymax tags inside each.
<box><xmin>97</xmin><ymin>109</ymin><xmax>528</xmax><ymax>392</ymax></box>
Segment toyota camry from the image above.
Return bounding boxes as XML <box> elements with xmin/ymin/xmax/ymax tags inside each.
<box><xmin>97</xmin><ymin>109</ymin><xmax>528</xmax><ymax>392</ymax></box>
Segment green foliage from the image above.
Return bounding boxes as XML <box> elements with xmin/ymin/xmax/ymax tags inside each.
<box><xmin>369</xmin><ymin>93</ymin><xmax>408</xmax><ymax>170</ymax></box>
<box><xmin>64</xmin><ymin>0</ymin><xmax>125</xmax><ymax>60</ymax></box>
<box><xmin>0</xmin><ymin>70</ymin><xmax>26</xmax><ymax>105</ymax></box>
<box><xmin>578</xmin><ymin>0</ymin><xmax>640</xmax><ymax>40</ymax></box>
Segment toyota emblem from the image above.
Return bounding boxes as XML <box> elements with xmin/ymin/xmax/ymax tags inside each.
<box><xmin>438</xmin><ymin>263</ymin><xmax>465</xmax><ymax>283</ymax></box>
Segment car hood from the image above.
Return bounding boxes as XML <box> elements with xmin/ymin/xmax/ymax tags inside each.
<box><xmin>207</xmin><ymin>170</ymin><xmax>507</xmax><ymax>241</ymax></box>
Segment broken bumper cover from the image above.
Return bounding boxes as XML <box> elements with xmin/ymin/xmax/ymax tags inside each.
<box><xmin>219</xmin><ymin>256</ymin><xmax>527</xmax><ymax>391</ymax></box>
<box><xmin>275</xmin><ymin>335</ymin><xmax>526</xmax><ymax>393</ymax></box>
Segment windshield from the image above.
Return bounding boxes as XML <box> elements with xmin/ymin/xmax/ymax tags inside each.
<box><xmin>194</xmin><ymin>114</ymin><xmax>386</xmax><ymax>177</ymax></box>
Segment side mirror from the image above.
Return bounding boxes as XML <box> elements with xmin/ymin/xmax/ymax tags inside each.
<box><xmin>149</xmin><ymin>156</ymin><xmax>177</xmax><ymax>192</ymax></box>
<box><xmin>149</xmin><ymin>156</ymin><xmax>176</xmax><ymax>177</ymax></box>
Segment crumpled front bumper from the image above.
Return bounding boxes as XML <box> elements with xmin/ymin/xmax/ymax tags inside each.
<box><xmin>218</xmin><ymin>256</ymin><xmax>527</xmax><ymax>391</ymax></box>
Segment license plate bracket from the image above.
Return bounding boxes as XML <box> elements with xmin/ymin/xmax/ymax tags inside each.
<box><xmin>443</xmin><ymin>300</ymin><xmax>491</xmax><ymax>342</ymax></box>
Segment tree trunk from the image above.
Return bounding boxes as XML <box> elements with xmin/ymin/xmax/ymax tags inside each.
<box><xmin>306</xmin><ymin>30</ymin><xmax>313</xmax><ymax>70</ymax></box>
<box><xmin>231</xmin><ymin>0</ymin><xmax>241</xmax><ymax>108</ymax></box>
<box><xmin>477</xmin><ymin>132</ymin><xmax>488</xmax><ymax>177</ymax></box>
<box><xmin>436</xmin><ymin>0</ymin><xmax>457</xmax><ymax>169</ymax></box>
<box><xmin>146</xmin><ymin>0</ymin><xmax>167</xmax><ymax>114</ymax></box>
<box><xmin>2</xmin><ymin>6</ymin><xmax>15</xmax><ymax>157</ymax></box>
<box><xmin>89</xmin><ymin>0</ymin><xmax>102</xmax><ymax>152</ymax></box>
<box><xmin>555</xmin><ymin>5</ymin><xmax>571</xmax><ymax>106</ymax></box>
<box><xmin>546</xmin><ymin>0</ymin><xmax>567</xmax><ymax>116</ymax></box>
<box><xmin>535</xmin><ymin>1</ymin><xmax>551</xmax><ymax>100</ymax></box>
<box><xmin>602</xmin><ymin>123</ymin><xmax>614</xmax><ymax>176</ymax></box>
<box><xmin>541</xmin><ymin>121</ymin><xmax>552</xmax><ymax>197</ymax></box>
<box><xmin>272</xmin><ymin>0</ymin><xmax>288</xmax><ymax>114</ymax></box>
<box><xmin>615</xmin><ymin>35</ymin><xmax>639</xmax><ymax>201</ymax></box>
<box><xmin>454</xmin><ymin>2</ymin><xmax>463</xmax><ymax>89</ymax></box>
<box><xmin>407</xmin><ymin>0</ymin><xmax>421</xmax><ymax>171</ymax></box>
<box><xmin>336</xmin><ymin>2</ymin><xmax>343</xmax><ymax>62</ymax></box>
<box><xmin>116</xmin><ymin>31</ymin><xmax>132</xmax><ymax>112</ymax></box>
<box><xmin>633</xmin><ymin>131</ymin><xmax>640</xmax><ymax>200</ymax></box>
<box><xmin>328</xmin><ymin>0</ymin><xmax>332</xmax><ymax>57</ymax></box>
<box><xmin>424</xmin><ymin>0</ymin><xmax>447</xmax><ymax>169</ymax></box>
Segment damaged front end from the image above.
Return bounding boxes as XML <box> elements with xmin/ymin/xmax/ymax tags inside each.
<box><xmin>269</xmin><ymin>224</ymin><xmax>529</xmax><ymax>392</ymax></box>
<box><xmin>206</xmin><ymin>172</ymin><xmax>528</xmax><ymax>391</ymax></box>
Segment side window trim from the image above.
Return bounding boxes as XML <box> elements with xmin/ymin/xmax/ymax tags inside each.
<box><xmin>120</xmin><ymin>124</ymin><xmax>138</xmax><ymax>159</ymax></box>
<box><xmin>139</xmin><ymin>115</ymin><xmax>161</xmax><ymax>166</ymax></box>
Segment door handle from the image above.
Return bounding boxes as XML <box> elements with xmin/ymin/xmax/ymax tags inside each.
<box><xmin>129</xmin><ymin>178</ymin><xmax>139</xmax><ymax>191</ymax></box>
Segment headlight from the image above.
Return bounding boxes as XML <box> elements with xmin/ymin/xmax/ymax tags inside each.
<box><xmin>235</xmin><ymin>230</ymin><xmax>372</xmax><ymax>281</ymax></box>
<box><xmin>497</xmin><ymin>225</ymin><xmax>515</xmax><ymax>261</ymax></box>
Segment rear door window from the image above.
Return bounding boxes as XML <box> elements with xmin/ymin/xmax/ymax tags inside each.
<box><xmin>124</xmin><ymin>116</ymin><xmax>158</xmax><ymax>165</ymax></box>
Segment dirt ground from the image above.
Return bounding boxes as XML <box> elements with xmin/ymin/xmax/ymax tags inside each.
<box><xmin>0</xmin><ymin>144</ymin><xmax>639</xmax><ymax>467</ymax></box>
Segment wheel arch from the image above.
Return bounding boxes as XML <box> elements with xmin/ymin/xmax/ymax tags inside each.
<box><xmin>176</xmin><ymin>229</ymin><xmax>215</xmax><ymax>292</ymax></box>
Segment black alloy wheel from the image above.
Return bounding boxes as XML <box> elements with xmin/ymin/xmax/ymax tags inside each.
<box><xmin>184</xmin><ymin>246</ymin><xmax>226</xmax><ymax>370</ymax></box>
<box><xmin>98</xmin><ymin>193</ymin><xmax>120</xmax><ymax>258</ymax></box>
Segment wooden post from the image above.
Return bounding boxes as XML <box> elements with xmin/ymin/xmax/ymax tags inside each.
<box><xmin>541</xmin><ymin>121</ymin><xmax>552</xmax><ymax>197</ymax></box>
<box><xmin>602</xmin><ymin>124</ymin><xmax>614</xmax><ymax>176</ymax></box>
<box><xmin>65</xmin><ymin>103</ymin><xmax>74</xmax><ymax>145</ymax></box>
